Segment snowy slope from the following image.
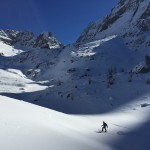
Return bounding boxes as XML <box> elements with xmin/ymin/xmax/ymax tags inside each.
<box><xmin>0</xmin><ymin>35</ymin><xmax>150</xmax><ymax>115</ymax></box>
<box><xmin>0</xmin><ymin>41</ymin><xmax>23</xmax><ymax>56</ymax></box>
<box><xmin>0</xmin><ymin>69</ymin><xmax>48</xmax><ymax>93</ymax></box>
<box><xmin>0</xmin><ymin>95</ymin><xmax>150</xmax><ymax>150</ymax></box>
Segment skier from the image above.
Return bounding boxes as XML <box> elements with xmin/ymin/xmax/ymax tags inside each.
<box><xmin>101</xmin><ymin>121</ymin><xmax>108</xmax><ymax>132</ymax></box>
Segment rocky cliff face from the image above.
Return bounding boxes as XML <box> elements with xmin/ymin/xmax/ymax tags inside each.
<box><xmin>0</xmin><ymin>30</ymin><xmax>63</xmax><ymax>49</ymax></box>
<box><xmin>76</xmin><ymin>0</ymin><xmax>150</xmax><ymax>48</ymax></box>
<box><xmin>14</xmin><ymin>31</ymin><xmax>35</xmax><ymax>47</ymax></box>
<box><xmin>0</xmin><ymin>30</ymin><xmax>18</xmax><ymax>45</ymax></box>
<box><xmin>34</xmin><ymin>32</ymin><xmax>63</xmax><ymax>49</ymax></box>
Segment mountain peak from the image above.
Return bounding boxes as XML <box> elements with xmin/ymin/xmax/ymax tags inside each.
<box><xmin>34</xmin><ymin>32</ymin><xmax>63</xmax><ymax>49</ymax></box>
<box><xmin>76</xmin><ymin>0</ymin><xmax>150</xmax><ymax>47</ymax></box>
<box><xmin>0</xmin><ymin>30</ymin><xmax>63</xmax><ymax>49</ymax></box>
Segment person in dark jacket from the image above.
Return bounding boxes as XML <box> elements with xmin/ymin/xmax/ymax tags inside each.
<box><xmin>101</xmin><ymin>121</ymin><xmax>108</xmax><ymax>132</ymax></box>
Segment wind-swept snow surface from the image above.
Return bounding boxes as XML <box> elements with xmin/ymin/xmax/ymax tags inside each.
<box><xmin>0</xmin><ymin>95</ymin><xmax>150</xmax><ymax>150</ymax></box>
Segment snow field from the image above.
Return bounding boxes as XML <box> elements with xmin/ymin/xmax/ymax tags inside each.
<box><xmin>0</xmin><ymin>95</ymin><xmax>150</xmax><ymax>150</ymax></box>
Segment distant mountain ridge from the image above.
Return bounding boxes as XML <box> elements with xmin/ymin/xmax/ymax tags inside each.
<box><xmin>0</xmin><ymin>30</ymin><xmax>63</xmax><ymax>49</ymax></box>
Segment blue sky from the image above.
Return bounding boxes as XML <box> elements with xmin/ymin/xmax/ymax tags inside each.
<box><xmin>1</xmin><ymin>0</ymin><xmax>118</xmax><ymax>44</ymax></box>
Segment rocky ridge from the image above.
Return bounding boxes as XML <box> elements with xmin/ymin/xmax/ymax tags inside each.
<box><xmin>76</xmin><ymin>0</ymin><xmax>150</xmax><ymax>49</ymax></box>
<box><xmin>0</xmin><ymin>30</ymin><xmax>63</xmax><ymax>49</ymax></box>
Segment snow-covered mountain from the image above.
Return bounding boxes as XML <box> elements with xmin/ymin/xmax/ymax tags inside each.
<box><xmin>1</xmin><ymin>0</ymin><xmax>150</xmax><ymax>111</ymax></box>
<box><xmin>3</xmin><ymin>35</ymin><xmax>150</xmax><ymax>114</ymax></box>
<box><xmin>0</xmin><ymin>0</ymin><xmax>150</xmax><ymax>149</ymax></box>
<box><xmin>0</xmin><ymin>0</ymin><xmax>150</xmax><ymax>113</ymax></box>
<box><xmin>76</xmin><ymin>0</ymin><xmax>150</xmax><ymax>49</ymax></box>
